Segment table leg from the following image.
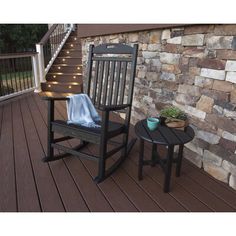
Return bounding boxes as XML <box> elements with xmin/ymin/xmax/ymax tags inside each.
<box><xmin>176</xmin><ymin>144</ymin><xmax>184</xmax><ymax>177</ymax></box>
<box><xmin>43</xmin><ymin>100</ymin><xmax>54</xmax><ymax>162</ymax></box>
<box><xmin>138</xmin><ymin>139</ymin><xmax>144</xmax><ymax>180</ymax></box>
<box><xmin>151</xmin><ymin>143</ymin><xmax>157</xmax><ymax>167</ymax></box>
<box><xmin>164</xmin><ymin>145</ymin><xmax>174</xmax><ymax>193</ymax></box>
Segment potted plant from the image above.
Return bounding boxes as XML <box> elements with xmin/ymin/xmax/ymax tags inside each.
<box><xmin>159</xmin><ymin>106</ymin><xmax>188</xmax><ymax>129</ymax></box>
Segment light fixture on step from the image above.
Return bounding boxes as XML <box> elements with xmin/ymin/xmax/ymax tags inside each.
<box><xmin>58</xmin><ymin>66</ymin><xmax>61</xmax><ymax>70</ymax></box>
<box><xmin>70</xmin><ymin>44</ymin><xmax>74</xmax><ymax>47</ymax></box>
<box><xmin>48</xmin><ymin>85</ymin><xmax>51</xmax><ymax>88</ymax></box>
<box><xmin>53</xmin><ymin>75</ymin><xmax>56</xmax><ymax>78</ymax></box>
<box><xmin>77</xmin><ymin>67</ymin><xmax>80</xmax><ymax>70</ymax></box>
<box><xmin>74</xmin><ymin>37</ymin><xmax>77</xmax><ymax>40</ymax></box>
<box><xmin>73</xmin><ymin>76</ymin><xmax>76</xmax><ymax>79</ymax></box>
<box><xmin>62</xmin><ymin>58</ymin><xmax>65</xmax><ymax>62</ymax></box>
<box><xmin>66</xmin><ymin>51</ymin><xmax>69</xmax><ymax>54</ymax></box>
<box><xmin>69</xmin><ymin>85</ymin><xmax>72</xmax><ymax>89</ymax></box>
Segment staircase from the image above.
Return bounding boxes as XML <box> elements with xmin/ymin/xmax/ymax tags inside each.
<box><xmin>38</xmin><ymin>26</ymin><xmax>83</xmax><ymax>94</ymax></box>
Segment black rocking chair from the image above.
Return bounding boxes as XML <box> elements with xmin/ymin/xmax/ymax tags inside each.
<box><xmin>45</xmin><ymin>43</ymin><xmax>138</xmax><ymax>183</ymax></box>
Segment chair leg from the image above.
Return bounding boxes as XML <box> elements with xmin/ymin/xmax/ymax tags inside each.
<box><xmin>95</xmin><ymin>138</ymin><xmax>107</xmax><ymax>183</ymax></box>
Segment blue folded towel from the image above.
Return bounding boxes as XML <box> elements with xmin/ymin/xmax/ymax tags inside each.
<box><xmin>66</xmin><ymin>94</ymin><xmax>101</xmax><ymax>128</ymax></box>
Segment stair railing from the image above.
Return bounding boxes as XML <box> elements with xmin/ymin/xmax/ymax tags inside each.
<box><xmin>36</xmin><ymin>24</ymin><xmax>74</xmax><ymax>86</ymax></box>
<box><xmin>0</xmin><ymin>52</ymin><xmax>40</xmax><ymax>101</ymax></box>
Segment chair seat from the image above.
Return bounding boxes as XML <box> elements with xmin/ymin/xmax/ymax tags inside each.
<box><xmin>52</xmin><ymin>120</ymin><xmax>125</xmax><ymax>142</ymax></box>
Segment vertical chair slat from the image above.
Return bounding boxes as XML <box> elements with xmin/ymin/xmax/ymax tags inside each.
<box><xmin>92</xmin><ymin>60</ymin><xmax>99</xmax><ymax>103</ymax></box>
<box><xmin>102</xmin><ymin>61</ymin><xmax>110</xmax><ymax>106</ymax></box>
<box><xmin>97</xmin><ymin>60</ymin><xmax>105</xmax><ymax>105</ymax></box>
<box><xmin>119</xmin><ymin>61</ymin><xmax>127</xmax><ymax>105</ymax></box>
<box><xmin>113</xmin><ymin>61</ymin><xmax>121</xmax><ymax>105</ymax></box>
<box><xmin>107</xmin><ymin>61</ymin><xmax>115</xmax><ymax>106</ymax></box>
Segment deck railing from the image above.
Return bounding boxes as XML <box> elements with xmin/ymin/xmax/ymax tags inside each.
<box><xmin>0</xmin><ymin>52</ymin><xmax>40</xmax><ymax>101</ymax></box>
<box><xmin>36</xmin><ymin>24</ymin><xmax>74</xmax><ymax>83</ymax></box>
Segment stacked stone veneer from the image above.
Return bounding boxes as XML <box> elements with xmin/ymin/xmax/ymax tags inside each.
<box><xmin>81</xmin><ymin>25</ymin><xmax>236</xmax><ymax>190</ymax></box>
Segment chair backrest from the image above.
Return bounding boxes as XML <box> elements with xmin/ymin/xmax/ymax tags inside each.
<box><xmin>85</xmin><ymin>43</ymin><xmax>138</xmax><ymax>108</ymax></box>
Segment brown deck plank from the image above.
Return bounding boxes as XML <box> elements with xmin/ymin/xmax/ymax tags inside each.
<box><xmin>12</xmin><ymin>100</ymin><xmax>41</xmax><ymax>212</ymax></box>
<box><xmin>182</xmin><ymin>161</ymin><xmax>236</xmax><ymax>210</ymax></box>
<box><xmin>0</xmin><ymin>104</ymin><xmax>17</xmax><ymax>211</ymax></box>
<box><xmin>34</xmin><ymin>94</ymin><xmax>113</xmax><ymax>212</ymax></box>
<box><xmin>20</xmin><ymin>96</ymin><xmax>65</xmax><ymax>212</ymax></box>
<box><xmin>30</xmin><ymin>95</ymin><xmax>89</xmax><ymax>212</ymax></box>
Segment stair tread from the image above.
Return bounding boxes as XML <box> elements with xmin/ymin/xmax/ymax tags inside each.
<box><xmin>47</xmin><ymin>72</ymin><xmax>82</xmax><ymax>75</ymax></box>
<box><xmin>43</xmin><ymin>81</ymin><xmax>81</xmax><ymax>85</ymax></box>
<box><xmin>51</xmin><ymin>64</ymin><xmax>83</xmax><ymax>67</ymax></box>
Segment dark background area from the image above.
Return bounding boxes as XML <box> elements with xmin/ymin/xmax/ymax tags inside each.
<box><xmin>0</xmin><ymin>24</ymin><xmax>48</xmax><ymax>53</ymax></box>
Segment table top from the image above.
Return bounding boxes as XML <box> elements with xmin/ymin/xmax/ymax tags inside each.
<box><xmin>135</xmin><ymin>119</ymin><xmax>195</xmax><ymax>146</ymax></box>
<box><xmin>38</xmin><ymin>92</ymin><xmax>71</xmax><ymax>101</ymax></box>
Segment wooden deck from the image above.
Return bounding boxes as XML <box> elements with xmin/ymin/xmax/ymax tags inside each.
<box><xmin>0</xmin><ymin>92</ymin><xmax>236</xmax><ymax>212</ymax></box>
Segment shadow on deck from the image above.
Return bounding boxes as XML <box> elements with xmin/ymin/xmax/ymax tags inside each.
<box><xmin>0</xmin><ymin>92</ymin><xmax>236</xmax><ymax>212</ymax></box>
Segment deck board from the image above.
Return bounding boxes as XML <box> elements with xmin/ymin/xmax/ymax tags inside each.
<box><xmin>12</xmin><ymin>100</ymin><xmax>41</xmax><ymax>212</ymax></box>
<box><xmin>0</xmin><ymin>92</ymin><xmax>236</xmax><ymax>212</ymax></box>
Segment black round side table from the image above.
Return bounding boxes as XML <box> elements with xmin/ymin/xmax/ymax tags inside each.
<box><xmin>135</xmin><ymin>119</ymin><xmax>195</xmax><ymax>193</ymax></box>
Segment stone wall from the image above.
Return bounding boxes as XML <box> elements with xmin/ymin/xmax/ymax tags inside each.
<box><xmin>81</xmin><ymin>24</ymin><xmax>236</xmax><ymax>190</ymax></box>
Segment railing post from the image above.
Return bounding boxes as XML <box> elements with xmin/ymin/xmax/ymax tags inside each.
<box><xmin>36</xmin><ymin>43</ymin><xmax>46</xmax><ymax>83</ymax></box>
<box><xmin>31</xmin><ymin>54</ymin><xmax>41</xmax><ymax>93</ymax></box>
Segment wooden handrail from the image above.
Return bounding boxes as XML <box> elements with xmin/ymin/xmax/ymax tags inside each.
<box><xmin>0</xmin><ymin>52</ymin><xmax>38</xmax><ymax>59</ymax></box>
<box><xmin>38</xmin><ymin>24</ymin><xmax>58</xmax><ymax>45</ymax></box>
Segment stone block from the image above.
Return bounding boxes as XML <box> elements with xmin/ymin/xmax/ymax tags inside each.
<box><xmin>147</xmin><ymin>44</ymin><xmax>161</xmax><ymax>51</ymax></box>
<box><xmin>145</xmin><ymin>72</ymin><xmax>159</xmax><ymax>81</ymax></box>
<box><xmin>203</xmin><ymin>150</ymin><xmax>222</xmax><ymax>166</ymax></box>
<box><xmin>217</xmin><ymin>50</ymin><xmax>236</xmax><ymax>60</ymax></box>
<box><xmin>196</xmin><ymin>95</ymin><xmax>214</xmax><ymax>113</ymax></box>
<box><xmin>214</xmin><ymin>25</ymin><xmax>236</xmax><ymax>36</ymax></box>
<box><xmin>184</xmin><ymin>25</ymin><xmax>214</xmax><ymax>34</ymax></box>
<box><xmin>212</xmin><ymin>80</ymin><xmax>233</xmax><ymax>92</ymax></box>
<box><xmin>128</xmin><ymin>33</ymin><xmax>139</xmax><ymax>42</ymax></box>
<box><xmin>182</xmin><ymin>34</ymin><xmax>204</xmax><ymax>46</ymax></box>
<box><xmin>182</xmin><ymin>48</ymin><xmax>205</xmax><ymax>58</ymax></box>
<box><xmin>177</xmin><ymin>74</ymin><xmax>195</xmax><ymax>85</ymax></box>
<box><xmin>222</xmin><ymin>160</ymin><xmax>236</xmax><ymax>176</ymax></box>
<box><xmin>230</xmin><ymin>89</ymin><xmax>236</xmax><ymax>103</ymax></box>
<box><xmin>207</xmin><ymin>50</ymin><xmax>217</xmax><ymax>59</ymax></box>
<box><xmin>183</xmin><ymin>148</ymin><xmax>202</xmax><ymax>168</ymax></box>
<box><xmin>189</xmin><ymin>117</ymin><xmax>217</xmax><ymax>133</ymax></box>
<box><xmin>166</xmin><ymin>36</ymin><xmax>182</xmax><ymax>44</ymax></box>
<box><xmin>160</xmin><ymin>52</ymin><xmax>181</xmax><ymax>65</ymax></box>
<box><xmin>173</xmin><ymin>101</ymin><xmax>206</xmax><ymax>120</ymax></box>
<box><xmin>161</xmin><ymin>29</ymin><xmax>171</xmax><ymax>40</ymax></box>
<box><xmin>197</xmin><ymin>58</ymin><xmax>226</xmax><ymax>70</ymax></box>
<box><xmin>222</xmin><ymin>131</ymin><xmax>236</xmax><ymax>142</ymax></box>
<box><xmin>223</xmin><ymin>108</ymin><xmax>236</xmax><ymax>119</ymax></box>
<box><xmin>142</xmin><ymin>51</ymin><xmax>158</xmax><ymax>59</ymax></box>
<box><xmin>185</xmin><ymin>141</ymin><xmax>204</xmax><ymax>156</ymax></box>
<box><xmin>197</xmin><ymin>130</ymin><xmax>220</xmax><ymax>144</ymax></box>
<box><xmin>225</xmin><ymin>60</ymin><xmax>236</xmax><ymax>71</ymax></box>
<box><xmin>229</xmin><ymin>175</ymin><xmax>236</xmax><ymax>190</ymax></box>
<box><xmin>200</xmin><ymin>68</ymin><xmax>225</xmax><ymax>80</ymax></box>
<box><xmin>189</xmin><ymin>67</ymin><xmax>201</xmax><ymax>76</ymax></box>
<box><xmin>206</xmin><ymin>36</ymin><xmax>233</xmax><ymax>49</ymax></box>
<box><xmin>175</xmin><ymin>93</ymin><xmax>198</xmax><ymax>106</ymax></box>
<box><xmin>161</xmin><ymin>44</ymin><xmax>183</xmax><ymax>54</ymax></box>
<box><xmin>150</xmin><ymin>31</ymin><xmax>162</xmax><ymax>44</ymax></box>
<box><xmin>194</xmin><ymin>76</ymin><xmax>213</xmax><ymax>89</ymax></box>
<box><xmin>203</xmin><ymin>162</ymin><xmax>229</xmax><ymax>183</ymax></box>
<box><xmin>162</xmin><ymin>64</ymin><xmax>181</xmax><ymax>74</ymax></box>
<box><xmin>226</xmin><ymin>72</ymin><xmax>236</xmax><ymax>84</ymax></box>
<box><xmin>212</xmin><ymin>105</ymin><xmax>224</xmax><ymax>115</ymax></box>
<box><xmin>219</xmin><ymin>138</ymin><xmax>236</xmax><ymax>153</ymax></box>
<box><xmin>202</xmin><ymin>88</ymin><xmax>229</xmax><ymax>102</ymax></box>
<box><xmin>160</xmin><ymin>72</ymin><xmax>176</xmax><ymax>81</ymax></box>
<box><xmin>178</xmin><ymin>84</ymin><xmax>201</xmax><ymax>97</ymax></box>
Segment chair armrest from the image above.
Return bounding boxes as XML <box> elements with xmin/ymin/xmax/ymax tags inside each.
<box><xmin>97</xmin><ymin>104</ymin><xmax>131</xmax><ymax>112</ymax></box>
